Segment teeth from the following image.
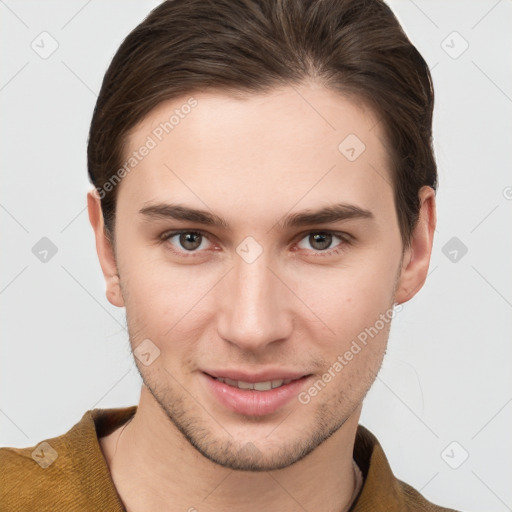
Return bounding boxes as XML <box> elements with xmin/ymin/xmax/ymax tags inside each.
<box><xmin>254</xmin><ymin>381</ymin><xmax>272</xmax><ymax>391</ymax></box>
<box><xmin>214</xmin><ymin>377</ymin><xmax>295</xmax><ymax>390</ymax></box>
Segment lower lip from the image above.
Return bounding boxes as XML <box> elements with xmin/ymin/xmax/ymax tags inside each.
<box><xmin>202</xmin><ymin>373</ymin><xmax>310</xmax><ymax>416</ymax></box>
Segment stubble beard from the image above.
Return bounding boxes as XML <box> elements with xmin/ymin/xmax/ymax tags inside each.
<box><xmin>132</xmin><ymin>356</ymin><xmax>381</xmax><ymax>472</ymax></box>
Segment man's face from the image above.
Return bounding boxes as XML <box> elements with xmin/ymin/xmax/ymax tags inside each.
<box><xmin>109</xmin><ymin>83</ymin><xmax>405</xmax><ymax>470</ymax></box>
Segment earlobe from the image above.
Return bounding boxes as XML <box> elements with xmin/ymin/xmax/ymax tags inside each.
<box><xmin>106</xmin><ymin>273</ymin><xmax>124</xmax><ymax>308</ymax></box>
<box><xmin>394</xmin><ymin>186</ymin><xmax>437</xmax><ymax>305</ymax></box>
<box><xmin>87</xmin><ymin>189</ymin><xmax>125</xmax><ymax>308</ymax></box>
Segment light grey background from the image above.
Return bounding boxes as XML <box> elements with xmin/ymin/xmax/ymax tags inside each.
<box><xmin>1</xmin><ymin>1</ymin><xmax>511</xmax><ymax>511</ymax></box>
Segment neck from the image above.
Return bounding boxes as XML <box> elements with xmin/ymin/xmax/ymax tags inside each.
<box><xmin>100</xmin><ymin>386</ymin><xmax>363</xmax><ymax>512</ymax></box>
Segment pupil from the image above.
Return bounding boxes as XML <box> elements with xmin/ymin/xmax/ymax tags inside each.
<box><xmin>180</xmin><ymin>232</ymin><xmax>201</xmax><ymax>250</ymax></box>
<box><xmin>311</xmin><ymin>233</ymin><xmax>331</xmax><ymax>250</ymax></box>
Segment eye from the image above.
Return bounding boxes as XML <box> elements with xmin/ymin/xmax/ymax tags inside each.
<box><xmin>161</xmin><ymin>230</ymin><xmax>213</xmax><ymax>255</ymax></box>
<box><xmin>295</xmin><ymin>231</ymin><xmax>349</xmax><ymax>256</ymax></box>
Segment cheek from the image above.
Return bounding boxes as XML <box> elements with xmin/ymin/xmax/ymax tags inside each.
<box><xmin>292</xmin><ymin>256</ymin><xmax>398</xmax><ymax>346</ymax></box>
<box><xmin>117</xmin><ymin>232</ymin><xmax>194</xmax><ymax>310</ymax></box>
<box><xmin>300</xmin><ymin>270</ymin><xmax>395</xmax><ymax>399</ymax></box>
<box><xmin>120</xmin><ymin>251</ymin><xmax>220</xmax><ymax>350</ymax></box>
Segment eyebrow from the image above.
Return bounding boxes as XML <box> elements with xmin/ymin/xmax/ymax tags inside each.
<box><xmin>138</xmin><ymin>202</ymin><xmax>374</xmax><ymax>231</ymax></box>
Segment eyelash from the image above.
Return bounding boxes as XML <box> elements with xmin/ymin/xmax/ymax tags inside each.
<box><xmin>158</xmin><ymin>229</ymin><xmax>352</xmax><ymax>258</ymax></box>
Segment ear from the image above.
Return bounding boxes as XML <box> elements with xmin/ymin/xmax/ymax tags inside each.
<box><xmin>395</xmin><ymin>186</ymin><xmax>437</xmax><ymax>304</ymax></box>
<box><xmin>87</xmin><ymin>189</ymin><xmax>125</xmax><ymax>308</ymax></box>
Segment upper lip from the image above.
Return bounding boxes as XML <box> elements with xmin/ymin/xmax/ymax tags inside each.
<box><xmin>203</xmin><ymin>369</ymin><xmax>309</xmax><ymax>383</ymax></box>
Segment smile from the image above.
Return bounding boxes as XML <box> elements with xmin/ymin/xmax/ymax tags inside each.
<box><xmin>202</xmin><ymin>372</ymin><xmax>311</xmax><ymax>416</ymax></box>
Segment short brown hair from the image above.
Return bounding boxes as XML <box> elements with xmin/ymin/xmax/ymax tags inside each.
<box><xmin>87</xmin><ymin>0</ymin><xmax>436</xmax><ymax>248</ymax></box>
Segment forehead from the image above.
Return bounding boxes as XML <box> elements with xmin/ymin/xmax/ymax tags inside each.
<box><xmin>118</xmin><ymin>83</ymin><xmax>394</xmax><ymax>226</ymax></box>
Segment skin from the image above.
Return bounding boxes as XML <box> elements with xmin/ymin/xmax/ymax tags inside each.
<box><xmin>88</xmin><ymin>82</ymin><xmax>436</xmax><ymax>512</ymax></box>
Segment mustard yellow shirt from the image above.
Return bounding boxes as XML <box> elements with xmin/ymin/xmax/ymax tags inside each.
<box><xmin>0</xmin><ymin>406</ymin><xmax>460</xmax><ymax>511</ymax></box>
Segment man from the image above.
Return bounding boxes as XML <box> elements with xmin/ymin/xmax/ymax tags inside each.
<box><xmin>0</xmin><ymin>0</ymin><xmax>460</xmax><ymax>510</ymax></box>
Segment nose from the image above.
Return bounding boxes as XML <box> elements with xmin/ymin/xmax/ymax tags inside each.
<box><xmin>216</xmin><ymin>251</ymin><xmax>293</xmax><ymax>353</ymax></box>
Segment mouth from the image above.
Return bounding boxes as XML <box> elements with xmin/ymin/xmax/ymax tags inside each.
<box><xmin>201</xmin><ymin>371</ymin><xmax>312</xmax><ymax>416</ymax></box>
